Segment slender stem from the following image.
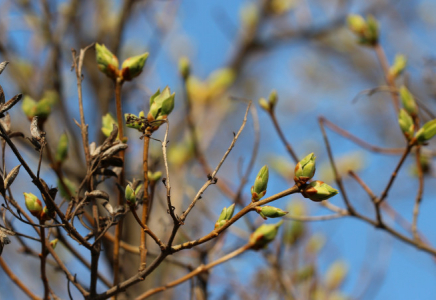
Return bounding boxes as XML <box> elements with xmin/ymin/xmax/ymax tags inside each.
<box><xmin>130</xmin><ymin>206</ymin><xmax>165</xmax><ymax>250</ymax></box>
<box><xmin>135</xmin><ymin>244</ymin><xmax>251</xmax><ymax>300</ymax></box>
<box><xmin>39</xmin><ymin>220</ymin><xmax>50</xmax><ymax>300</ymax></box>
<box><xmin>140</xmin><ymin>131</ymin><xmax>151</xmax><ymax>270</ymax></box>
<box><xmin>374</xmin><ymin>43</ymin><xmax>400</xmax><ymax>112</ymax></box>
<box><xmin>412</xmin><ymin>146</ymin><xmax>424</xmax><ymax>240</ymax></box>
<box><xmin>113</xmin><ymin>77</ymin><xmax>125</xmax><ymax>291</ymax></box>
<box><xmin>0</xmin><ymin>257</ymin><xmax>42</xmax><ymax>300</ymax></box>
<box><xmin>269</xmin><ymin>111</ymin><xmax>299</xmax><ymax>163</ymax></box>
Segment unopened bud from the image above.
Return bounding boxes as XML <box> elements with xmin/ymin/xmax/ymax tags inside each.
<box><xmin>121</xmin><ymin>52</ymin><xmax>149</xmax><ymax>81</ymax></box>
<box><xmin>347</xmin><ymin>14</ymin><xmax>379</xmax><ymax>46</ymax></box>
<box><xmin>148</xmin><ymin>87</ymin><xmax>175</xmax><ymax>124</ymax></box>
<box><xmin>50</xmin><ymin>239</ymin><xmax>59</xmax><ymax>249</ymax></box>
<box><xmin>347</xmin><ymin>14</ymin><xmax>367</xmax><ymax>34</ymax></box>
<box><xmin>301</xmin><ymin>180</ymin><xmax>338</xmax><ymax>202</ymax></box>
<box><xmin>148</xmin><ymin>171</ymin><xmax>162</xmax><ymax>182</ymax></box>
<box><xmin>24</xmin><ymin>193</ymin><xmax>43</xmax><ymax>218</ymax></box>
<box><xmin>268</xmin><ymin>90</ymin><xmax>278</xmax><ymax>108</ymax></box>
<box><xmin>325</xmin><ymin>261</ymin><xmax>348</xmax><ymax>290</ymax></box>
<box><xmin>294</xmin><ymin>153</ymin><xmax>316</xmax><ymax>184</ymax></box>
<box><xmin>95</xmin><ymin>43</ymin><xmax>119</xmax><ymax>80</ymax></box>
<box><xmin>398</xmin><ymin>109</ymin><xmax>414</xmax><ymax>140</ymax></box>
<box><xmin>102</xmin><ymin>113</ymin><xmax>117</xmax><ymax>138</ymax></box>
<box><xmin>255</xmin><ymin>206</ymin><xmax>288</xmax><ymax>219</ymax></box>
<box><xmin>179</xmin><ymin>57</ymin><xmax>191</xmax><ymax>79</ymax></box>
<box><xmin>214</xmin><ymin>204</ymin><xmax>235</xmax><ymax>229</ymax></box>
<box><xmin>399</xmin><ymin>86</ymin><xmax>418</xmax><ymax>117</ymax></box>
<box><xmin>389</xmin><ymin>54</ymin><xmax>407</xmax><ymax>79</ymax></box>
<box><xmin>251</xmin><ymin>165</ymin><xmax>269</xmax><ymax>201</ymax></box>
<box><xmin>125</xmin><ymin>184</ymin><xmax>136</xmax><ymax>205</ymax></box>
<box><xmin>415</xmin><ymin>119</ymin><xmax>436</xmax><ymax>144</ymax></box>
<box><xmin>259</xmin><ymin>98</ymin><xmax>270</xmax><ymax>111</ymax></box>
<box><xmin>55</xmin><ymin>133</ymin><xmax>69</xmax><ymax>163</ymax></box>
<box><xmin>249</xmin><ymin>220</ymin><xmax>283</xmax><ymax>250</ymax></box>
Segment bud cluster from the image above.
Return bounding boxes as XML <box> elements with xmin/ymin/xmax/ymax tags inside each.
<box><xmin>215</xmin><ymin>204</ymin><xmax>235</xmax><ymax>229</ymax></box>
<box><xmin>347</xmin><ymin>14</ymin><xmax>379</xmax><ymax>46</ymax></box>
<box><xmin>24</xmin><ymin>193</ymin><xmax>55</xmax><ymax>222</ymax></box>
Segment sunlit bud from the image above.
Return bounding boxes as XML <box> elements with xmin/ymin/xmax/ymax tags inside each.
<box><xmin>249</xmin><ymin>220</ymin><xmax>283</xmax><ymax>250</ymax></box>
<box><xmin>57</xmin><ymin>178</ymin><xmax>76</xmax><ymax>199</ymax></box>
<box><xmin>55</xmin><ymin>133</ymin><xmax>69</xmax><ymax>163</ymax></box>
<box><xmin>147</xmin><ymin>171</ymin><xmax>162</xmax><ymax>182</ymax></box>
<box><xmin>251</xmin><ymin>165</ymin><xmax>269</xmax><ymax>201</ymax></box>
<box><xmin>102</xmin><ymin>113</ymin><xmax>117</xmax><ymax>137</ymax></box>
<box><xmin>399</xmin><ymin>86</ymin><xmax>418</xmax><ymax>117</ymax></box>
<box><xmin>179</xmin><ymin>57</ymin><xmax>191</xmax><ymax>80</ymax></box>
<box><xmin>398</xmin><ymin>109</ymin><xmax>414</xmax><ymax>140</ymax></box>
<box><xmin>259</xmin><ymin>98</ymin><xmax>270</xmax><ymax>111</ymax></box>
<box><xmin>347</xmin><ymin>14</ymin><xmax>367</xmax><ymax>34</ymax></box>
<box><xmin>347</xmin><ymin>14</ymin><xmax>379</xmax><ymax>46</ymax></box>
<box><xmin>294</xmin><ymin>153</ymin><xmax>316</xmax><ymax>184</ymax></box>
<box><xmin>325</xmin><ymin>261</ymin><xmax>348</xmax><ymax>290</ymax></box>
<box><xmin>208</xmin><ymin>68</ymin><xmax>235</xmax><ymax>98</ymax></box>
<box><xmin>148</xmin><ymin>87</ymin><xmax>175</xmax><ymax>123</ymax></box>
<box><xmin>121</xmin><ymin>52</ymin><xmax>149</xmax><ymax>81</ymax></box>
<box><xmin>268</xmin><ymin>90</ymin><xmax>278</xmax><ymax>108</ymax></box>
<box><xmin>301</xmin><ymin>180</ymin><xmax>338</xmax><ymax>202</ymax></box>
<box><xmin>415</xmin><ymin>119</ymin><xmax>436</xmax><ymax>144</ymax></box>
<box><xmin>40</xmin><ymin>206</ymin><xmax>55</xmax><ymax>221</ymax></box>
<box><xmin>24</xmin><ymin>193</ymin><xmax>43</xmax><ymax>218</ymax></box>
<box><xmin>50</xmin><ymin>239</ymin><xmax>59</xmax><ymax>249</ymax></box>
<box><xmin>389</xmin><ymin>54</ymin><xmax>407</xmax><ymax>79</ymax></box>
<box><xmin>255</xmin><ymin>206</ymin><xmax>288</xmax><ymax>219</ymax></box>
<box><xmin>134</xmin><ymin>184</ymin><xmax>143</xmax><ymax>196</ymax></box>
<box><xmin>21</xmin><ymin>96</ymin><xmax>38</xmax><ymax>120</ymax></box>
<box><xmin>95</xmin><ymin>43</ymin><xmax>119</xmax><ymax>80</ymax></box>
<box><xmin>214</xmin><ymin>204</ymin><xmax>235</xmax><ymax>229</ymax></box>
<box><xmin>125</xmin><ymin>184</ymin><xmax>136</xmax><ymax>205</ymax></box>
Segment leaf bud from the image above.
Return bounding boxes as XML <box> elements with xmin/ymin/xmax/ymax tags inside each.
<box><xmin>50</xmin><ymin>239</ymin><xmax>59</xmax><ymax>249</ymax></box>
<box><xmin>389</xmin><ymin>54</ymin><xmax>407</xmax><ymax>79</ymax></box>
<box><xmin>399</xmin><ymin>86</ymin><xmax>418</xmax><ymax>117</ymax></box>
<box><xmin>214</xmin><ymin>204</ymin><xmax>235</xmax><ymax>229</ymax></box>
<box><xmin>251</xmin><ymin>165</ymin><xmax>269</xmax><ymax>201</ymax></box>
<box><xmin>55</xmin><ymin>133</ymin><xmax>69</xmax><ymax>163</ymax></box>
<box><xmin>415</xmin><ymin>119</ymin><xmax>436</xmax><ymax>144</ymax></box>
<box><xmin>398</xmin><ymin>109</ymin><xmax>414</xmax><ymax>140</ymax></box>
<box><xmin>301</xmin><ymin>180</ymin><xmax>339</xmax><ymax>202</ymax></box>
<box><xmin>294</xmin><ymin>153</ymin><xmax>316</xmax><ymax>184</ymax></box>
<box><xmin>125</xmin><ymin>184</ymin><xmax>136</xmax><ymax>205</ymax></box>
<box><xmin>95</xmin><ymin>43</ymin><xmax>119</xmax><ymax>80</ymax></box>
<box><xmin>179</xmin><ymin>57</ymin><xmax>191</xmax><ymax>80</ymax></box>
<box><xmin>249</xmin><ymin>220</ymin><xmax>283</xmax><ymax>250</ymax></box>
<box><xmin>120</xmin><ymin>52</ymin><xmax>149</xmax><ymax>81</ymax></box>
<box><xmin>23</xmin><ymin>193</ymin><xmax>43</xmax><ymax>218</ymax></box>
<box><xmin>255</xmin><ymin>206</ymin><xmax>288</xmax><ymax>219</ymax></box>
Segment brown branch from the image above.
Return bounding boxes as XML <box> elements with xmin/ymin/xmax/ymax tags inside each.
<box><xmin>135</xmin><ymin>244</ymin><xmax>251</xmax><ymax>300</ymax></box>
<box><xmin>130</xmin><ymin>205</ymin><xmax>165</xmax><ymax>251</ymax></box>
<box><xmin>269</xmin><ymin>110</ymin><xmax>299</xmax><ymax>163</ymax></box>
<box><xmin>140</xmin><ymin>130</ymin><xmax>151</xmax><ymax>271</ymax></box>
<box><xmin>39</xmin><ymin>221</ymin><xmax>50</xmax><ymax>300</ymax></box>
<box><xmin>412</xmin><ymin>146</ymin><xmax>424</xmax><ymax>240</ymax></box>
<box><xmin>0</xmin><ymin>257</ymin><xmax>42</xmax><ymax>300</ymax></box>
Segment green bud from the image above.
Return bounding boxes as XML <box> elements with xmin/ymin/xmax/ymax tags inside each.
<box><xmin>301</xmin><ymin>180</ymin><xmax>338</xmax><ymax>202</ymax></box>
<box><xmin>347</xmin><ymin>14</ymin><xmax>367</xmax><ymax>34</ymax></box>
<box><xmin>21</xmin><ymin>95</ymin><xmax>37</xmax><ymax>120</ymax></box>
<box><xmin>389</xmin><ymin>54</ymin><xmax>407</xmax><ymax>79</ymax></box>
<box><xmin>294</xmin><ymin>153</ymin><xmax>316</xmax><ymax>184</ymax></box>
<box><xmin>55</xmin><ymin>133</ymin><xmax>69</xmax><ymax>163</ymax></box>
<box><xmin>398</xmin><ymin>109</ymin><xmax>414</xmax><ymax>140</ymax></box>
<box><xmin>34</xmin><ymin>97</ymin><xmax>52</xmax><ymax>119</ymax></box>
<box><xmin>259</xmin><ymin>98</ymin><xmax>270</xmax><ymax>111</ymax></box>
<box><xmin>415</xmin><ymin>119</ymin><xmax>436</xmax><ymax>144</ymax></box>
<box><xmin>102</xmin><ymin>113</ymin><xmax>117</xmax><ymax>137</ymax></box>
<box><xmin>399</xmin><ymin>86</ymin><xmax>418</xmax><ymax>116</ymax></box>
<box><xmin>57</xmin><ymin>178</ymin><xmax>76</xmax><ymax>199</ymax></box>
<box><xmin>268</xmin><ymin>90</ymin><xmax>278</xmax><ymax>108</ymax></box>
<box><xmin>208</xmin><ymin>68</ymin><xmax>235</xmax><ymax>97</ymax></box>
<box><xmin>24</xmin><ymin>193</ymin><xmax>43</xmax><ymax>218</ymax></box>
<box><xmin>347</xmin><ymin>14</ymin><xmax>379</xmax><ymax>46</ymax></box>
<box><xmin>125</xmin><ymin>184</ymin><xmax>136</xmax><ymax>205</ymax></box>
<box><xmin>147</xmin><ymin>87</ymin><xmax>175</xmax><ymax>123</ymax></box>
<box><xmin>325</xmin><ymin>261</ymin><xmax>348</xmax><ymax>290</ymax></box>
<box><xmin>215</xmin><ymin>204</ymin><xmax>235</xmax><ymax>229</ymax></box>
<box><xmin>95</xmin><ymin>43</ymin><xmax>119</xmax><ymax>80</ymax></box>
<box><xmin>50</xmin><ymin>239</ymin><xmax>59</xmax><ymax>249</ymax></box>
<box><xmin>121</xmin><ymin>52</ymin><xmax>149</xmax><ymax>81</ymax></box>
<box><xmin>255</xmin><ymin>206</ymin><xmax>288</xmax><ymax>219</ymax></box>
<box><xmin>147</xmin><ymin>171</ymin><xmax>162</xmax><ymax>182</ymax></box>
<box><xmin>251</xmin><ymin>165</ymin><xmax>269</xmax><ymax>201</ymax></box>
<box><xmin>249</xmin><ymin>220</ymin><xmax>283</xmax><ymax>250</ymax></box>
<box><xmin>179</xmin><ymin>57</ymin><xmax>191</xmax><ymax>79</ymax></box>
